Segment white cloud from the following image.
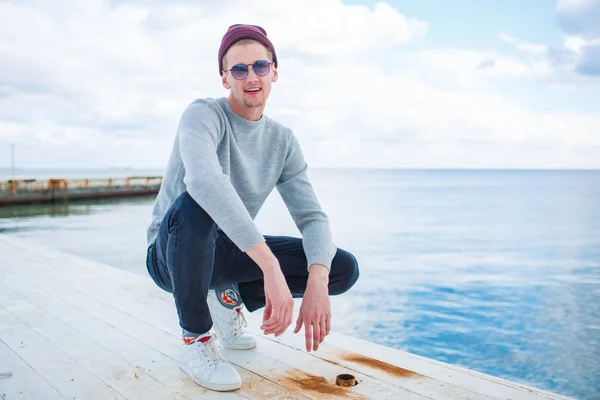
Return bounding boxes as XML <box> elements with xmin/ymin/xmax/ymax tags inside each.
<box><xmin>498</xmin><ymin>33</ymin><xmax>546</xmax><ymax>54</ymax></box>
<box><xmin>497</xmin><ymin>33</ymin><xmax>517</xmax><ymax>44</ymax></box>
<box><xmin>0</xmin><ymin>0</ymin><xmax>598</xmax><ymax>170</ymax></box>
<box><xmin>496</xmin><ymin>34</ymin><xmax>600</xmax><ymax>83</ymax></box>
<box><xmin>496</xmin><ymin>0</ymin><xmax>600</xmax><ymax>80</ymax></box>
<box><xmin>556</xmin><ymin>0</ymin><xmax>600</xmax><ymax>36</ymax></box>
<box><xmin>268</xmin><ymin>2</ymin><xmax>428</xmax><ymax>58</ymax></box>
<box><xmin>409</xmin><ymin>49</ymin><xmax>531</xmax><ymax>88</ymax></box>
<box><xmin>557</xmin><ymin>0</ymin><xmax>596</xmax><ymax>11</ymax></box>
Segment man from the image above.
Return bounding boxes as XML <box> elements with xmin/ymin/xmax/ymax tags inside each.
<box><xmin>145</xmin><ymin>24</ymin><xmax>359</xmax><ymax>392</ymax></box>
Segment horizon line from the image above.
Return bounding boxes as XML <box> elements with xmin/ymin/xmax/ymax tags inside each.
<box><xmin>1</xmin><ymin>166</ymin><xmax>599</xmax><ymax>172</ymax></box>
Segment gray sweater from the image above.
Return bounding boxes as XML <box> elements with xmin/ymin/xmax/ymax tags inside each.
<box><xmin>146</xmin><ymin>97</ymin><xmax>337</xmax><ymax>270</ymax></box>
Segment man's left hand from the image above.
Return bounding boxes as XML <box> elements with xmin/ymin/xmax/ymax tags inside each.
<box><xmin>294</xmin><ymin>264</ymin><xmax>330</xmax><ymax>352</ymax></box>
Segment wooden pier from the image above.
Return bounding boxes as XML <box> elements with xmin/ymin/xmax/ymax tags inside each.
<box><xmin>0</xmin><ymin>176</ymin><xmax>162</xmax><ymax>206</ymax></box>
<box><xmin>0</xmin><ymin>235</ymin><xmax>575</xmax><ymax>399</ymax></box>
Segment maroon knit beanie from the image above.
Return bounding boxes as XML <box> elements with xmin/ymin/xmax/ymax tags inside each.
<box><xmin>218</xmin><ymin>24</ymin><xmax>278</xmax><ymax>76</ymax></box>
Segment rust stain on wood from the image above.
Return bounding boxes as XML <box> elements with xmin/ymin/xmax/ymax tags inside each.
<box><xmin>340</xmin><ymin>353</ymin><xmax>417</xmax><ymax>378</ymax></box>
<box><xmin>281</xmin><ymin>368</ymin><xmax>367</xmax><ymax>399</ymax></box>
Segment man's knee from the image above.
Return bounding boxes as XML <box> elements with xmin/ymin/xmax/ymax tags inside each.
<box><xmin>168</xmin><ymin>191</ymin><xmax>215</xmax><ymax>234</ymax></box>
<box><xmin>330</xmin><ymin>249</ymin><xmax>359</xmax><ymax>295</ymax></box>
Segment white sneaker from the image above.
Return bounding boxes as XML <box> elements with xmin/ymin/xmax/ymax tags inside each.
<box><xmin>208</xmin><ymin>288</ymin><xmax>257</xmax><ymax>350</ymax></box>
<box><xmin>179</xmin><ymin>333</ymin><xmax>242</xmax><ymax>391</ymax></box>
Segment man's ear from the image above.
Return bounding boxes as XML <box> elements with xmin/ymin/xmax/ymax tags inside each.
<box><xmin>222</xmin><ymin>72</ymin><xmax>230</xmax><ymax>89</ymax></box>
<box><xmin>271</xmin><ymin>66</ymin><xmax>278</xmax><ymax>83</ymax></box>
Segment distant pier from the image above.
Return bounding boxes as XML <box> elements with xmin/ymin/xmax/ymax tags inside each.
<box><xmin>0</xmin><ymin>176</ymin><xmax>162</xmax><ymax>206</ymax></box>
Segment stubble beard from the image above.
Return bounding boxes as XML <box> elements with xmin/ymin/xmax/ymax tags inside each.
<box><xmin>243</xmin><ymin>96</ymin><xmax>264</xmax><ymax>109</ymax></box>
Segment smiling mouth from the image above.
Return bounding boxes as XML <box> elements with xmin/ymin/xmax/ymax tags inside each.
<box><xmin>245</xmin><ymin>88</ymin><xmax>261</xmax><ymax>93</ymax></box>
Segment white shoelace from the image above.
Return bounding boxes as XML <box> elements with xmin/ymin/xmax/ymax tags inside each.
<box><xmin>196</xmin><ymin>335</ymin><xmax>224</xmax><ymax>369</ymax></box>
<box><xmin>232</xmin><ymin>307</ymin><xmax>248</xmax><ymax>337</ymax></box>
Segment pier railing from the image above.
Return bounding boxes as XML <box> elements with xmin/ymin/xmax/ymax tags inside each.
<box><xmin>0</xmin><ymin>176</ymin><xmax>163</xmax><ymax>205</ymax></box>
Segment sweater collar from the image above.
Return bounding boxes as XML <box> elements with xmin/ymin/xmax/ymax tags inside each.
<box><xmin>219</xmin><ymin>97</ymin><xmax>265</xmax><ymax>130</ymax></box>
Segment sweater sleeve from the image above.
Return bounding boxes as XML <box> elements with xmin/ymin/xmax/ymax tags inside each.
<box><xmin>276</xmin><ymin>131</ymin><xmax>337</xmax><ymax>271</ymax></box>
<box><xmin>178</xmin><ymin>103</ymin><xmax>265</xmax><ymax>251</ymax></box>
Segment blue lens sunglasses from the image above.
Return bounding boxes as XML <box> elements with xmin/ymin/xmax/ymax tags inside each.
<box><xmin>226</xmin><ymin>60</ymin><xmax>272</xmax><ymax>80</ymax></box>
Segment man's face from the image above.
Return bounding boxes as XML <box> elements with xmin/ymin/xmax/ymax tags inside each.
<box><xmin>221</xmin><ymin>41</ymin><xmax>278</xmax><ymax>110</ymax></box>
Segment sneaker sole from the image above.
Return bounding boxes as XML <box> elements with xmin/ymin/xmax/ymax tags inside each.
<box><xmin>224</xmin><ymin>341</ymin><xmax>257</xmax><ymax>350</ymax></box>
<box><xmin>179</xmin><ymin>366</ymin><xmax>242</xmax><ymax>392</ymax></box>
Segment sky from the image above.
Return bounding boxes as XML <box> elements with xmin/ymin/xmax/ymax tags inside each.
<box><xmin>1</xmin><ymin>0</ymin><xmax>599</xmax><ymax>170</ymax></box>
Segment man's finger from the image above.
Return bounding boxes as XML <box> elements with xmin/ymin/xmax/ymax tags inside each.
<box><xmin>262</xmin><ymin>300</ymin><xmax>272</xmax><ymax>324</ymax></box>
<box><xmin>285</xmin><ymin>306</ymin><xmax>294</xmax><ymax>329</ymax></box>
<box><xmin>262</xmin><ymin>307</ymin><xmax>280</xmax><ymax>329</ymax></box>
<box><xmin>275</xmin><ymin>308</ymin><xmax>290</xmax><ymax>336</ymax></box>
<box><xmin>313</xmin><ymin>321</ymin><xmax>320</xmax><ymax>351</ymax></box>
<box><xmin>320</xmin><ymin>319</ymin><xmax>327</xmax><ymax>343</ymax></box>
<box><xmin>293</xmin><ymin>312</ymin><xmax>303</xmax><ymax>334</ymax></box>
<box><xmin>304</xmin><ymin>321</ymin><xmax>313</xmax><ymax>352</ymax></box>
<box><xmin>262</xmin><ymin>319</ymin><xmax>280</xmax><ymax>330</ymax></box>
<box><xmin>263</xmin><ymin>321</ymin><xmax>282</xmax><ymax>334</ymax></box>
<box><xmin>272</xmin><ymin>303</ymin><xmax>290</xmax><ymax>333</ymax></box>
<box><xmin>325</xmin><ymin>315</ymin><xmax>331</xmax><ymax>336</ymax></box>
<box><xmin>286</xmin><ymin>304</ymin><xmax>294</xmax><ymax>329</ymax></box>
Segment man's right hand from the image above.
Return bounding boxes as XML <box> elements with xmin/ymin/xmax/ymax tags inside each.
<box><xmin>261</xmin><ymin>268</ymin><xmax>294</xmax><ymax>336</ymax></box>
<box><xmin>245</xmin><ymin>242</ymin><xmax>294</xmax><ymax>337</ymax></box>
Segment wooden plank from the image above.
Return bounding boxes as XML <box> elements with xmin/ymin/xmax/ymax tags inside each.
<box><xmin>0</xmin><ymin>247</ymin><xmax>557</xmax><ymax>400</ymax></box>
<box><xmin>0</xmin><ymin>305</ymin><xmax>128</xmax><ymax>400</ymax></box>
<box><xmin>7</xmin><ymin>255</ymin><xmax>535</xmax><ymax>400</ymax></box>
<box><xmin>2</xmin><ymin>257</ymin><xmax>182</xmax><ymax>335</ymax></box>
<box><xmin>247</xmin><ymin>334</ymin><xmax>493</xmax><ymax>400</ymax></box>
<box><xmin>0</xmin><ymin>236</ymin><xmax>576</xmax><ymax>400</ymax></box>
<box><xmin>0</xmin><ymin>285</ymin><xmax>246</xmax><ymax>400</ymax></box>
<box><xmin>0</xmin><ymin>270</ymin><xmax>307</xmax><ymax>400</ymax></box>
<box><xmin>3</xmin><ymin>258</ymin><xmax>412</xmax><ymax>400</ymax></box>
<box><xmin>0</xmin><ymin>234</ymin><xmax>67</xmax><ymax>259</ymax></box>
<box><xmin>0</xmin><ymin>237</ymin><xmax>50</xmax><ymax>265</ymax></box>
<box><xmin>2</xmin><ymin>251</ymin><xmax>417</xmax><ymax>399</ymax></box>
<box><xmin>52</xmin><ymin>293</ymin><xmax>309</xmax><ymax>400</ymax></box>
<box><xmin>323</xmin><ymin>334</ymin><xmax>572</xmax><ymax>400</ymax></box>
<box><xmin>1</xmin><ymin>246</ymin><xmax>177</xmax><ymax>310</ymax></box>
<box><xmin>248</xmin><ymin>317</ymin><xmax>487</xmax><ymax>398</ymax></box>
<box><xmin>0</xmin><ymin>340</ymin><xmax>66</xmax><ymax>400</ymax></box>
<box><xmin>225</xmin><ymin>335</ymin><xmax>428</xmax><ymax>400</ymax></box>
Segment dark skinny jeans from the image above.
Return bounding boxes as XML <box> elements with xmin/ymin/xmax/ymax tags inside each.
<box><xmin>146</xmin><ymin>191</ymin><xmax>360</xmax><ymax>334</ymax></box>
